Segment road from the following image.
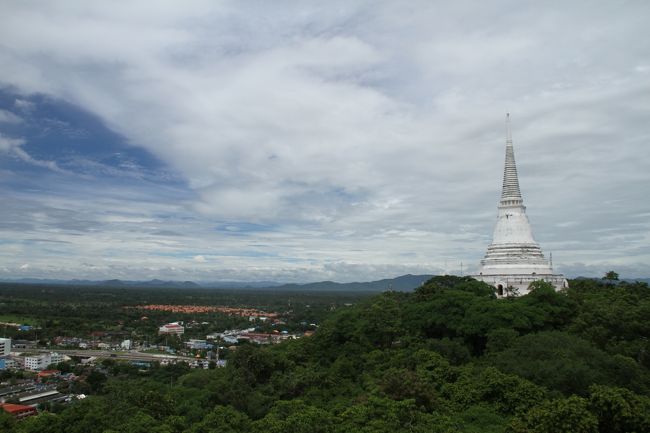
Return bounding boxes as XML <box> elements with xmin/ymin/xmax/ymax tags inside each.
<box><xmin>36</xmin><ymin>348</ymin><xmax>197</xmax><ymax>362</ymax></box>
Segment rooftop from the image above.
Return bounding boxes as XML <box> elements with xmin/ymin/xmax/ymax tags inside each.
<box><xmin>1</xmin><ymin>403</ymin><xmax>37</xmax><ymax>414</ymax></box>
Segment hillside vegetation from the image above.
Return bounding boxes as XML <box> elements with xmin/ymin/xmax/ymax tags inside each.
<box><xmin>3</xmin><ymin>276</ymin><xmax>650</xmax><ymax>433</ymax></box>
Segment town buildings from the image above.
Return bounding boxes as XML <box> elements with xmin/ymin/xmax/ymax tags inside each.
<box><xmin>0</xmin><ymin>378</ymin><xmax>73</xmax><ymax>417</ymax></box>
<box><xmin>473</xmin><ymin>114</ymin><xmax>568</xmax><ymax>296</ymax></box>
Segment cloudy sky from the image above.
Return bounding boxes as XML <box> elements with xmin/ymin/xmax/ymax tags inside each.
<box><xmin>0</xmin><ymin>1</ymin><xmax>649</xmax><ymax>283</ymax></box>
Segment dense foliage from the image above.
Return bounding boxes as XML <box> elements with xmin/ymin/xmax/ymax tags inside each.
<box><xmin>0</xmin><ymin>284</ymin><xmax>367</xmax><ymax>343</ymax></box>
<box><xmin>3</xmin><ymin>276</ymin><xmax>650</xmax><ymax>432</ymax></box>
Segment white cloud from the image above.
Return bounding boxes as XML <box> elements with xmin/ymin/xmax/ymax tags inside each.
<box><xmin>0</xmin><ymin>109</ymin><xmax>22</xmax><ymax>124</ymax></box>
<box><xmin>0</xmin><ymin>133</ymin><xmax>70</xmax><ymax>174</ymax></box>
<box><xmin>0</xmin><ymin>134</ymin><xmax>25</xmax><ymax>152</ymax></box>
<box><xmin>14</xmin><ymin>99</ymin><xmax>36</xmax><ymax>112</ymax></box>
<box><xmin>0</xmin><ymin>1</ymin><xmax>649</xmax><ymax>281</ymax></box>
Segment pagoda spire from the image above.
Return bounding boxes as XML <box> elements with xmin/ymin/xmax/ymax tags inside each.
<box><xmin>500</xmin><ymin>113</ymin><xmax>523</xmax><ymax>205</ymax></box>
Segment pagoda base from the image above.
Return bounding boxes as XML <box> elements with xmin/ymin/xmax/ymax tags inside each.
<box><xmin>472</xmin><ymin>273</ymin><xmax>568</xmax><ymax>297</ymax></box>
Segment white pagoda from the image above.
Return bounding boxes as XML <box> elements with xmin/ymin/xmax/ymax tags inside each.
<box><xmin>474</xmin><ymin>114</ymin><xmax>567</xmax><ymax>297</ymax></box>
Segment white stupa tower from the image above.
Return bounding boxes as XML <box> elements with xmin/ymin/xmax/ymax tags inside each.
<box><xmin>474</xmin><ymin>114</ymin><xmax>567</xmax><ymax>297</ymax></box>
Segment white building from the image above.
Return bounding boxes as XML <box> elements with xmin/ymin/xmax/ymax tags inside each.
<box><xmin>185</xmin><ymin>339</ymin><xmax>210</xmax><ymax>350</ymax></box>
<box><xmin>474</xmin><ymin>114</ymin><xmax>568</xmax><ymax>297</ymax></box>
<box><xmin>120</xmin><ymin>339</ymin><xmax>132</xmax><ymax>350</ymax></box>
<box><xmin>0</xmin><ymin>338</ymin><xmax>11</xmax><ymax>356</ymax></box>
<box><xmin>24</xmin><ymin>352</ymin><xmax>64</xmax><ymax>371</ymax></box>
<box><xmin>49</xmin><ymin>352</ymin><xmax>64</xmax><ymax>365</ymax></box>
<box><xmin>25</xmin><ymin>354</ymin><xmax>48</xmax><ymax>371</ymax></box>
<box><xmin>159</xmin><ymin>322</ymin><xmax>184</xmax><ymax>336</ymax></box>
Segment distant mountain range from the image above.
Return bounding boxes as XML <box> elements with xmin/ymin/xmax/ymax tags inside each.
<box><xmin>0</xmin><ymin>278</ymin><xmax>277</xmax><ymax>289</ymax></box>
<box><xmin>0</xmin><ymin>274</ymin><xmax>435</xmax><ymax>292</ymax></box>
<box><xmin>0</xmin><ymin>278</ymin><xmax>201</xmax><ymax>288</ymax></box>
<box><xmin>267</xmin><ymin>274</ymin><xmax>435</xmax><ymax>292</ymax></box>
<box><xmin>2</xmin><ymin>275</ymin><xmax>647</xmax><ymax>292</ymax></box>
<box><xmin>574</xmin><ymin>277</ymin><xmax>650</xmax><ymax>285</ymax></box>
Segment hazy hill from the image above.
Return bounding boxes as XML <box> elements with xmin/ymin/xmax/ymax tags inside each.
<box><xmin>0</xmin><ymin>274</ymin><xmax>434</xmax><ymax>292</ymax></box>
<box><xmin>265</xmin><ymin>274</ymin><xmax>434</xmax><ymax>292</ymax></box>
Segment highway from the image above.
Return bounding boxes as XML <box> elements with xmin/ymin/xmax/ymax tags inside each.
<box><xmin>35</xmin><ymin>348</ymin><xmax>197</xmax><ymax>362</ymax></box>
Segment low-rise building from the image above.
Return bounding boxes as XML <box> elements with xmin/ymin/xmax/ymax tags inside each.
<box><xmin>11</xmin><ymin>340</ymin><xmax>36</xmax><ymax>350</ymax></box>
<box><xmin>54</xmin><ymin>336</ymin><xmax>87</xmax><ymax>347</ymax></box>
<box><xmin>5</xmin><ymin>357</ymin><xmax>22</xmax><ymax>370</ymax></box>
<box><xmin>159</xmin><ymin>322</ymin><xmax>184</xmax><ymax>335</ymax></box>
<box><xmin>237</xmin><ymin>333</ymin><xmax>274</xmax><ymax>345</ymax></box>
<box><xmin>24</xmin><ymin>352</ymin><xmax>64</xmax><ymax>371</ymax></box>
<box><xmin>49</xmin><ymin>352</ymin><xmax>64</xmax><ymax>365</ymax></box>
<box><xmin>18</xmin><ymin>389</ymin><xmax>66</xmax><ymax>406</ymax></box>
<box><xmin>37</xmin><ymin>370</ymin><xmax>61</xmax><ymax>381</ymax></box>
<box><xmin>25</xmin><ymin>354</ymin><xmax>48</xmax><ymax>371</ymax></box>
<box><xmin>185</xmin><ymin>339</ymin><xmax>211</xmax><ymax>350</ymax></box>
<box><xmin>0</xmin><ymin>403</ymin><xmax>37</xmax><ymax>420</ymax></box>
<box><xmin>0</xmin><ymin>381</ymin><xmax>36</xmax><ymax>401</ymax></box>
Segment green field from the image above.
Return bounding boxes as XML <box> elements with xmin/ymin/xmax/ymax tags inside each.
<box><xmin>0</xmin><ymin>314</ymin><xmax>37</xmax><ymax>326</ymax></box>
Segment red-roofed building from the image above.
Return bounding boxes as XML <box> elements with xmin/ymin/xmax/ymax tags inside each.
<box><xmin>158</xmin><ymin>322</ymin><xmax>184</xmax><ymax>335</ymax></box>
<box><xmin>1</xmin><ymin>403</ymin><xmax>37</xmax><ymax>420</ymax></box>
<box><xmin>37</xmin><ymin>370</ymin><xmax>61</xmax><ymax>381</ymax></box>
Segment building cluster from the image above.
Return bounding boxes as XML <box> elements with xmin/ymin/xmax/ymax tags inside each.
<box><xmin>0</xmin><ymin>371</ymin><xmax>79</xmax><ymax>421</ymax></box>
<box><xmin>52</xmin><ymin>330</ymin><xmax>132</xmax><ymax>350</ymax></box>
<box><xmin>0</xmin><ymin>338</ymin><xmax>66</xmax><ymax>372</ymax></box>
<box><xmin>0</xmin><ymin>377</ymin><xmax>80</xmax><ymax>420</ymax></box>
<box><xmin>137</xmin><ymin>304</ymin><xmax>279</xmax><ymax>319</ymax></box>
<box><xmin>0</xmin><ymin>312</ymin><xmax>315</xmax><ymax>380</ymax></box>
<box><xmin>206</xmin><ymin>328</ymin><xmax>303</xmax><ymax>345</ymax></box>
<box><xmin>0</xmin><ymin>317</ymin><xmax>312</xmax><ymax>422</ymax></box>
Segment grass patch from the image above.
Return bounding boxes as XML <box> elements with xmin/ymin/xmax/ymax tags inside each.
<box><xmin>0</xmin><ymin>314</ymin><xmax>37</xmax><ymax>326</ymax></box>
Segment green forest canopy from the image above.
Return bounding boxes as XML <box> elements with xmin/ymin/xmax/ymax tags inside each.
<box><xmin>3</xmin><ymin>276</ymin><xmax>650</xmax><ymax>433</ymax></box>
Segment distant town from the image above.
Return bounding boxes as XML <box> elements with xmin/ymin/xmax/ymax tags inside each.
<box><xmin>0</xmin><ymin>285</ymin><xmax>339</xmax><ymax>422</ymax></box>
